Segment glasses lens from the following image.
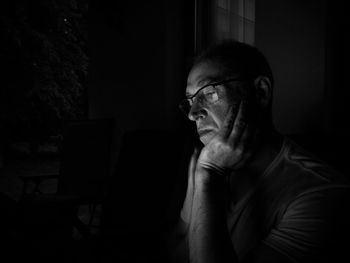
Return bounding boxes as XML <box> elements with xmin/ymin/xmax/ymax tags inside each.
<box><xmin>201</xmin><ymin>87</ymin><xmax>219</xmax><ymax>103</ymax></box>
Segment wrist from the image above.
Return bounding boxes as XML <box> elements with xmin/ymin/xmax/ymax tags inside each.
<box><xmin>197</xmin><ymin>162</ymin><xmax>229</xmax><ymax>176</ymax></box>
<box><xmin>195</xmin><ymin>165</ymin><xmax>229</xmax><ymax>188</ymax></box>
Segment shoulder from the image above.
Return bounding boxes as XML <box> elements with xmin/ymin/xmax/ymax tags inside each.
<box><xmin>260</xmin><ymin>137</ymin><xmax>350</xmax><ymax>204</ymax></box>
<box><xmin>283</xmin><ymin>136</ymin><xmax>349</xmax><ymax>185</ymax></box>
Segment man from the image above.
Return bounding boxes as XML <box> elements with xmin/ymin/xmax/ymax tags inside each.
<box><xmin>171</xmin><ymin>41</ymin><xmax>350</xmax><ymax>263</ymax></box>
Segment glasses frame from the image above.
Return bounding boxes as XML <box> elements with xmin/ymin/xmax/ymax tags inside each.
<box><xmin>179</xmin><ymin>77</ymin><xmax>245</xmax><ymax>116</ymax></box>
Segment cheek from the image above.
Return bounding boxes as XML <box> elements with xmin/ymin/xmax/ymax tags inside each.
<box><xmin>210</xmin><ymin>103</ymin><xmax>231</xmax><ymax>128</ymax></box>
<box><xmin>210</xmin><ymin>98</ymin><xmax>242</xmax><ymax>129</ymax></box>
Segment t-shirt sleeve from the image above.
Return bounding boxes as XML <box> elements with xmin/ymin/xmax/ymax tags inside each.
<box><xmin>262</xmin><ymin>185</ymin><xmax>350</xmax><ymax>263</ymax></box>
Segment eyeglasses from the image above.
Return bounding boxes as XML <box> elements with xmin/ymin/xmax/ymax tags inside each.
<box><xmin>178</xmin><ymin>78</ymin><xmax>244</xmax><ymax>116</ymax></box>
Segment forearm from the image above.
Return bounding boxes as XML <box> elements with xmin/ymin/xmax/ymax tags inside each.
<box><xmin>189</xmin><ymin>167</ymin><xmax>238</xmax><ymax>263</ymax></box>
<box><xmin>167</xmin><ymin>218</ymin><xmax>190</xmax><ymax>263</ymax></box>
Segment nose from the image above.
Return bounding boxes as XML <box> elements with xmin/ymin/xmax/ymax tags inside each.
<box><xmin>188</xmin><ymin>100</ymin><xmax>207</xmax><ymax>121</ymax></box>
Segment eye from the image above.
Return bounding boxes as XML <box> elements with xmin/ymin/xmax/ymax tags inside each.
<box><xmin>203</xmin><ymin>87</ymin><xmax>219</xmax><ymax>103</ymax></box>
<box><xmin>205</xmin><ymin>92</ymin><xmax>218</xmax><ymax>102</ymax></box>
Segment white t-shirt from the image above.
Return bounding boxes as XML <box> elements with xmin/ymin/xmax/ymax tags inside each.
<box><xmin>181</xmin><ymin>137</ymin><xmax>350</xmax><ymax>262</ymax></box>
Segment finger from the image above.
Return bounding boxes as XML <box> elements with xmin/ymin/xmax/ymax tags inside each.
<box><xmin>239</xmin><ymin>122</ymin><xmax>249</xmax><ymax>142</ymax></box>
<box><xmin>232</xmin><ymin>123</ymin><xmax>248</xmax><ymax>154</ymax></box>
<box><xmin>218</xmin><ymin>104</ymin><xmax>238</xmax><ymax>138</ymax></box>
<box><xmin>229</xmin><ymin>100</ymin><xmax>247</xmax><ymax>144</ymax></box>
<box><xmin>233</xmin><ymin>124</ymin><xmax>254</xmax><ymax>169</ymax></box>
<box><xmin>236</xmin><ymin>123</ymin><xmax>252</xmax><ymax>152</ymax></box>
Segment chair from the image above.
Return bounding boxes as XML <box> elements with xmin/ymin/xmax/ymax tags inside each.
<box><xmin>18</xmin><ymin>118</ymin><xmax>113</xmax><ymax>242</ymax></box>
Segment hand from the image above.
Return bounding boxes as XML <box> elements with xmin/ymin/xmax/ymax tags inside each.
<box><xmin>197</xmin><ymin>101</ymin><xmax>253</xmax><ymax>176</ymax></box>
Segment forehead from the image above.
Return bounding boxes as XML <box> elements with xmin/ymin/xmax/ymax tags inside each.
<box><xmin>186</xmin><ymin>60</ymin><xmax>230</xmax><ymax>95</ymax></box>
<box><xmin>188</xmin><ymin>61</ymin><xmax>225</xmax><ymax>85</ymax></box>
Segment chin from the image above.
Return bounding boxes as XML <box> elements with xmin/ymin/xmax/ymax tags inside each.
<box><xmin>199</xmin><ymin>131</ymin><xmax>215</xmax><ymax>145</ymax></box>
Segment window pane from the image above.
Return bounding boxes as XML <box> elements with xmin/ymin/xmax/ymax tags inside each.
<box><xmin>244</xmin><ymin>0</ymin><xmax>255</xmax><ymax>22</ymax></box>
<box><xmin>213</xmin><ymin>0</ymin><xmax>255</xmax><ymax>45</ymax></box>
<box><xmin>218</xmin><ymin>0</ymin><xmax>229</xmax><ymax>9</ymax></box>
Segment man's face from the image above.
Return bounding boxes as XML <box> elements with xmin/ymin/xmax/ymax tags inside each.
<box><xmin>186</xmin><ymin>60</ymin><xmax>245</xmax><ymax>145</ymax></box>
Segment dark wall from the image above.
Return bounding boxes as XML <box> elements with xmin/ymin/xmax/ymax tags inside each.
<box><xmin>255</xmin><ymin>0</ymin><xmax>327</xmax><ymax>134</ymax></box>
<box><xmin>255</xmin><ymin>0</ymin><xmax>349</xmax><ymax>172</ymax></box>
<box><xmin>256</xmin><ymin>0</ymin><xmax>349</xmax><ymax>137</ymax></box>
<box><xmin>88</xmin><ymin>0</ymin><xmax>194</xmax><ymax>166</ymax></box>
<box><xmin>323</xmin><ymin>0</ymin><xmax>349</xmax><ymax>135</ymax></box>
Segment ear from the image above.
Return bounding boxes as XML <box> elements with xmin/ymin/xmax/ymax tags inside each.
<box><xmin>253</xmin><ymin>76</ymin><xmax>272</xmax><ymax>107</ymax></box>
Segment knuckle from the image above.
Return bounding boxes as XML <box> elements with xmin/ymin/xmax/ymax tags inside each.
<box><xmin>225</xmin><ymin>117</ymin><xmax>235</xmax><ymax>127</ymax></box>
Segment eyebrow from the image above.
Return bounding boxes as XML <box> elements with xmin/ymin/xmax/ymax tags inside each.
<box><xmin>198</xmin><ymin>75</ymin><xmax>222</xmax><ymax>86</ymax></box>
<box><xmin>186</xmin><ymin>76</ymin><xmax>221</xmax><ymax>97</ymax></box>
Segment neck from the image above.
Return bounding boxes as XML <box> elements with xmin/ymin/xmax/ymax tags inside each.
<box><xmin>228</xmin><ymin>129</ymin><xmax>283</xmax><ymax>203</ymax></box>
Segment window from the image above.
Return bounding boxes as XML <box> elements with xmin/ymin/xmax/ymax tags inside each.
<box><xmin>194</xmin><ymin>0</ymin><xmax>255</xmax><ymax>52</ymax></box>
<box><xmin>214</xmin><ymin>0</ymin><xmax>255</xmax><ymax>45</ymax></box>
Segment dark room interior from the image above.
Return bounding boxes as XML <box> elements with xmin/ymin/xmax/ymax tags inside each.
<box><xmin>0</xmin><ymin>0</ymin><xmax>349</xmax><ymax>262</ymax></box>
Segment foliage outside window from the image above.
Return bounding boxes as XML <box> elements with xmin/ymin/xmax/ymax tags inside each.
<box><xmin>0</xmin><ymin>0</ymin><xmax>88</xmax><ymax>145</ymax></box>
